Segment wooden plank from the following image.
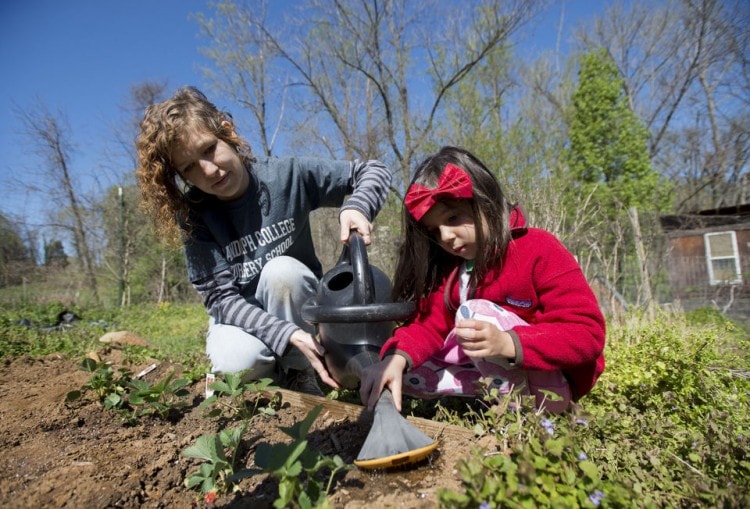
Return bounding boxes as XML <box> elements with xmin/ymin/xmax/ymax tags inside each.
<box><xmin>265</xmin><ymin>388</ymin><xmax>476</xmax><ymax>441</ymax></box>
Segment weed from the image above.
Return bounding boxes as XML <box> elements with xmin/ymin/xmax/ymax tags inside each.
<box><xmin>437</xmin><ymin>310</ymin><xmax>750</xmax><ymax>508</ymax></box>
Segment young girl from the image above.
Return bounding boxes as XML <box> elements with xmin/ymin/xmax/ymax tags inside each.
<box><xmin>136</xmin><ymin>87</ymin><xmax>392</xmax><ymax>395</ymax></box>
<box><xmin>359</xmin><ymin>146</ymin><xmax>605</xmax><ymax>413</ymax></box>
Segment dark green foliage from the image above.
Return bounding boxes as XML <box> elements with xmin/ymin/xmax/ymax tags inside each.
<box><xmin>0</xmin><ymin>213</ymin><xmax>36</xmax><ymax>287</ymax></box>
<box><xmin>567</xmin><ymin>49</ymin><xmax>669</xmax><ymax>215</ymax></box>
<box><xmin>44</xmin><ymin>239</ymin><xmax>68</xmax><ymax>267</ymax></box>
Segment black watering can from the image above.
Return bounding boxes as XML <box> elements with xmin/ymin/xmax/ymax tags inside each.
<box><xmin>301</xmin><ymin>231</ymin><xmax>416</xmax><ymax>389</ymax></box>
<box><xmin>302</xmin><ymin>232</ymin><xmax>438</xmax><ymax>469</ymax></box>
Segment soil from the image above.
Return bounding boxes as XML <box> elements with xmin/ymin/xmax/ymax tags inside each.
<box><xmin>0</xmin><ymin>349</ymin><xmax>493</xmax><ymax>508</ymax></box>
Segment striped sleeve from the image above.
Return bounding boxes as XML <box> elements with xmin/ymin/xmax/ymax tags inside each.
<box><xmin>193</xmin><ymin>269</ymin><xmax>298</xmax><ymax>357</ymax></box>
<box><xmin>340</xmin><ymin>159</ymin><xmax>392</xmax><ymax>220</ymax></box>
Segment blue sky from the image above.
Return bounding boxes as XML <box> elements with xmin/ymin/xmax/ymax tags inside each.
<box><xmin>0</xmin><ymin>0</ymin><xmax>215</xmax><ymax>228</ymax></box>
<box><xmin>0</xmin><ymin>0</ymin><xmax>609</xmax><ymax>233</ymax></box>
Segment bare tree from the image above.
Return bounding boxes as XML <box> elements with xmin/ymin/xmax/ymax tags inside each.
<box><xmin>198</xmin><ymin>0</ymin><xmax>543</xmax><ymax>190</ymax></box>
<box><xmin>16</xmin><ymin>102</ymin><xmax>99</xmax><ymax>301</ymax></box>
<box><xmin>195</xmin><ymin>2</ymin><xmax>286</xmax><ymax>157</ymax></box>
<box><xmin>577</xmin><ymin>0</ymin><xmax>750</xmax><ymax>212</ymax></box>
<box><xmin>98</xmin><ymin>82</ymin><xmax>186</xmax><ymax>306</ymax></box>
<box><xmin>110</xmin><ymin>81</ymin><xmax>168</xmax><ymax>172</ymax></box>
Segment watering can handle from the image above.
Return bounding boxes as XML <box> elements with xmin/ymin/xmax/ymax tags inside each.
<box><xmin>347</xmin><ymin>231</ymin><xmax>374</xmax><ymax>305</ymax></box>
<box><xmin>301</xmin><ymin>230</ymin><xmax>417</xmax><ymax>323</ymax></box>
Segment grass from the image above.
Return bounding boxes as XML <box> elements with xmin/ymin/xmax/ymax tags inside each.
<box><xmin>1</xmin><ymin>298</ymin><xmax>748</xmax><ymax>508</ymax></box>
<box><xmin>0</xmin><ymin>298</ymin><xmax>208</xmax><ymax>375</ymax></box>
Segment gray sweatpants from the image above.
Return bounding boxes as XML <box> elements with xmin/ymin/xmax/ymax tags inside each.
<box><xmin>205</xmin><ymin>256</ymin><xmax>318</xmax><ymax>379</ymax></box>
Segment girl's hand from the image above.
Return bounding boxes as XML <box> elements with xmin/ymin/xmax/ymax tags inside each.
<box><xmin>454</xmin><ymin>319</ymin><xmax>516</xmax><ymax>359</ymax></box>
<box><xmin>339</xmin><ymin>209</ymin><xmax>372</xmax><ymax>245</ymax></box>
<box><xmin>359</xmin><ymin>355</ymin><xmax>407</xmax><ymax>411</ymax></box>
<box><xmin>289</xmin><ymin>330</ymin><xmax>341</xmax><ymax>389</ymax></box>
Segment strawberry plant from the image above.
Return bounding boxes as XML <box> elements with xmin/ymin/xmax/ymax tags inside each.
<box><xmin>127</xmin><ymin>370</ymin><xmax>191</xmax><ymax>420</ymax></box>
<box><xmin>65</xmin><ymin>357</ymin><xmax>131</xmax><ymax>411</ymax></box>
<box><xmin>200</xmin><ymin>370</ymin><xmax>279</xmax><ymax>421</ymax></box>
<box><xmin>182</xmin><ymin>422</ymin><xmax>254</xmax><ymax>503</ymax></box>
<box><xmin>253</xmin><ymin>405</ymin><xmax>350</xmax><ymax>509</ymax></box>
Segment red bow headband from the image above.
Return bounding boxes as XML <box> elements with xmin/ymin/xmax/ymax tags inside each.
<box><xmin>404</xmin><ymin>163</ymin><xmax>474</xmax><ymax>220</ymax></box>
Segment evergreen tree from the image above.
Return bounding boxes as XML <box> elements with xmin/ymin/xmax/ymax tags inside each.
<box><xmin>0</xmin><ymin>213</ymin><xmax>35</xmax><ymax>287</ymax></box>
<box><xmin>44</xmin><ymin>240</ymin><xmax>68</xmax><ymax>268</ymax></box>
<box><xmin>567</xmin><ymin>49</ymin><xmax>668</xmax><ymax>214</ymax></box>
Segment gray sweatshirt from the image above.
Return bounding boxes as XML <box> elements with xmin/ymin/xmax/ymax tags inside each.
<box><xmin>183</xmin><ymin>156</ymin><xmax>392</xmax><ymax>358</ymax></box>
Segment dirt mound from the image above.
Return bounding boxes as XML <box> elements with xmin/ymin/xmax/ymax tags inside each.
<box><xmin>0</xmin><ymin>352</ymin><xmax>487</xmax><ymax>508</ymax></box>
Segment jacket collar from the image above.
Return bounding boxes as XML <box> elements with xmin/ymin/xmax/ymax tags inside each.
<box><xmin>509</xmin><ymin>204</ymin><xmax>528</xmax><ymax>237</ymax></box>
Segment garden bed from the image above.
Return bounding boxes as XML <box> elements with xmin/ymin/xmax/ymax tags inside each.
<box><xmin>0</xmin><ymin>350</ymin><xmax>487</xmax><ymax>508</ymax></box>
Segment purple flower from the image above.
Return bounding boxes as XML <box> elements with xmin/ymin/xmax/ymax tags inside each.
<box><xmin>588</xmin><ymin>490</ymin><xmax>605</xmax><ymax>506</ymax></box>
<box><xmin>574</xmin><ymin>417</ymin><xmax>588</xmax><ymax>426</ymax></box>
<box><xmin>578</xmin><ymin>452</ymin><xmax>588</xmax><ymax>460</ymax></box>
<box><xmin>541</xmin><ymin>418</ymin><xmax>555</xmax><ymax>435</ymax></box>
<box><xmin>478</xmin><ymin>502</ymin><xmax>491</xmax><ymax>509</ymax></box>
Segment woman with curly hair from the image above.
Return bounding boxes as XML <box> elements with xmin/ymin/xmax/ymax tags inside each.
<box><xmin>136</xmin><ymin>86</ymin><xmax>392</xmax><ymax>395</ymax></box>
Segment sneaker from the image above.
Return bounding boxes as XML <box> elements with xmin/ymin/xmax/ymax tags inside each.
<box><xmin>282</xmin><ymin>368</ymin><xmax>325</xmax><ymax>397</ymax></box>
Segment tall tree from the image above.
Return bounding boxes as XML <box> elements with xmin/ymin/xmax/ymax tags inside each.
<box><xmin>577</xmin><ymin>0</ymin><xmax>750</xmax><ymax>212</ymax></box>
<box><xmin>195</xmin><ymin>3</ymin><xmax>286</xmax><ymax>157</ymax></box>
<box><xmin>16</xmin><ymin>102</ymin><xmax>99</xmax><ymax>302</ymax></box>
<box><xmin>197</xmin><ymin>0</ymin><xmax>543</xmax><ymax>190</ymax></box>
<box><xmin>567</xmin><ymin>49</ymin><xmax>666</xmax><ymax>214</ymax></box>
<box><xmin>43</xmin><ymin>239</ymin><xmax>68</xmax><ymax>268</ymax></box>
<box><xmin>567</xmin><ymin>49</ymin><xmax>670</xmax><ymax>308</ymax></box>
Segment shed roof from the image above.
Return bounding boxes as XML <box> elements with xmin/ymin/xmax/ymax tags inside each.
<box><xmin>660</xmin><ymin>203</ymin><xmax>750</xmax><ymax>234</ymax></box>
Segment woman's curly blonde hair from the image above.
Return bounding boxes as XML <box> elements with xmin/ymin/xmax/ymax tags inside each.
<box><xmin>135</xmin><ymin>86</ymin><xmax>251</xmax><ymax>245</ymax></box>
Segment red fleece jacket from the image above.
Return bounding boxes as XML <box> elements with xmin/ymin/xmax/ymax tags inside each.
<box><xmin>381</xmin><ymin>208</ymin><xmax>606</xmax><ymax>400</ymax></box>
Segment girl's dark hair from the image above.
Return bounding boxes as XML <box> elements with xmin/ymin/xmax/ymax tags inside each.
<box><xmin>392</xmin><ymin>146</ymin><xmax>513</xmax><ymax>303</ymax></box>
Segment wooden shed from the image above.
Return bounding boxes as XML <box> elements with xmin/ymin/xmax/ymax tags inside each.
<box><xmin>660</xmin><ymin>204</ymin><xmax>750</xmax><ymax>318</ymax></box>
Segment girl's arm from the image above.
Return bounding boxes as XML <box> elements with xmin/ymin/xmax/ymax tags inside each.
<box><xmin>359</xmin><ymin>354</ymin><xmax>408</xmax><ymax>411</ymax></box>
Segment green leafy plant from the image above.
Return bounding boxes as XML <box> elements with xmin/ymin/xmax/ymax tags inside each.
<box><xmin>438</xmin><ymin>409</ymin><xmax>635</xmax><ymax>508</ymax></box>
<box><xmin>67</xmin><ymin>358</ymin><xmax>193</xmax><ymax>424</ymax></box>
<box><xmin>200</xmin><ymin>370</ymin><xmax>279</xmax><ymax>420</ymax></box>
<box><xmin>182</xmin><ymin>422</ymin><xmax>254</xmax><ymax>504</ymax></box>
<box><xmin>65</xmin><ymin>357</ymin><xmax>132</xmax><ymax>410</ymax></box>
<box><xmin>253</xmin><ymin>405</ymin><xmax>350</xmax><ymax>509</ymax></box>
<box><xmin>436</xmin><ymin>310</ymin><xmax>750</xmax><ymax>508</ymax></box>
<box><xmin>127</xmin><ymin>370</ymin><xmax>191</xmax><ymax>420</ymax></box>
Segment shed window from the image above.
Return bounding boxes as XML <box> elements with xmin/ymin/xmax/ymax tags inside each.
<box><xmin>704</xmin><ymin>231</ymin><xmax>742</xmax><ymax>285</ymax></box>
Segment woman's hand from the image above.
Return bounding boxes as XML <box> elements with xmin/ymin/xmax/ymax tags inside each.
<box><xmin>339</xmin><ymin>209</ymin><xmax>372</xmax><ymax>245</ymax></box>
<box><xmin>454</xmin><ymin>319</ymin><xmax>516</xmax><ymax>359</ymax></box>
<box><xmin>289</xmin><ymin>330</ymin><xmax>341</xmax><ymax>389</ymax></box>
<box><xmin>359</xmin><ymin>354</ymin><xmax>407</xmax><ymax>411</ymax></box>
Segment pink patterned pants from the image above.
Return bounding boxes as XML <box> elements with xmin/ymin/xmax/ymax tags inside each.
<box><xmin>402</xmin><ymin>299</ymin><xmax>571</xmax><ymax>413</ymax></box>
